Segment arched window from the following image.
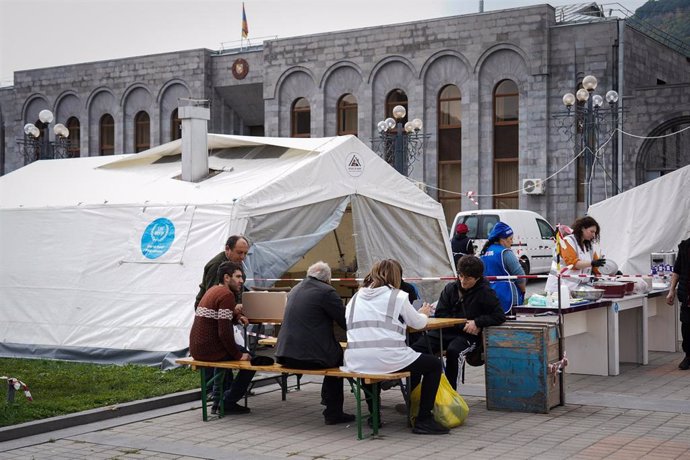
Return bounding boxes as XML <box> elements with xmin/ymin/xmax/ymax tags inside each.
<box><xmin>65</xmin><ymin>117</ymin><xmax>80</xmax><ymax>158</ymax></box>
<box><xmin>493</xmin><ymin>80</ymin><xmax>519</xmax><ymax>209</ymax></box>
<box><xmin>291</xmin><ymin>98</ymin><xmax>311</xmax><ymax>138</ymax></box>
<box><xmin>385</xmin><ymin>89</ymin><xmax>408</xmax><ymax>124</ymax></box>
<box><xmin>171</xmin><ymin>108</ymin><xmax>182</xmax><ymax>141</ymax></box>
<box><xmin>337</xmin><ymin>94</ymin><xmax>358</xmax><ymax>136</ymax></box>
<box><xmin>100</xmin><ymin>114</ymin><xmax>115</xmax><ymax>155</ymax></box>
<box><xmin>134</xmin><ymin>111</ymin><xmax>150</xmax><ymax>153</ymax></box>
<box><xmin>437</xmin><ymin>84</ymin><xmax>462</xmax><ymax>225</ymax></box>
<box><xmin>640</xmin><ymin>118</ymin><xmax>690</xmax><ymax>183</ymax></box>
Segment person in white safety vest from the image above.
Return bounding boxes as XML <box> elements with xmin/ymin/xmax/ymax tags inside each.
<box><xmin>341</xmin><ymin>259</ymin><xmax>448</xmax><ymax>435</ymax></box>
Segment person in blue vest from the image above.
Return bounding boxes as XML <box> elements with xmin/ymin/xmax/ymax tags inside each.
<box><xmin>479</xmin><ymin>221</ymin><xmax>526</xmax><ymax>314</ymax></box>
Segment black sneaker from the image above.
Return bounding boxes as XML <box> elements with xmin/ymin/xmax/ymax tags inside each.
<box><xmin>412</xmin><ymin>417</ymin><xmax>450</xmax><ymax>435</ymax></box>
<box><xmin>210</xmin><ymin>403</ymin><xmax>219</xmax><ymax>415</ymax></box>
<box><xmin>225</xmin><ymin>402</ymin><xmax>251</xmax><ymax>414</ymax></box>
<box><xmin>380</xmin><ymin>379</ymin><xmax>400</xmax><ymax>391</ymax></box>
<box><xmin>324</xmin><ymin>413</ymin><xmax>356</xmax><ymax>425</ymax></box>
<box><xmin>679</xmin><ymin>356</ymin><xmax>690</xmax><ymax>370</ymax></box>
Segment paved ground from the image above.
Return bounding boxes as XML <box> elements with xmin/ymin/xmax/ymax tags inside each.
<box><xmin>2</xmin><ymin>349</ymin><xmax>690</xmax><ymax>460</ymax></box>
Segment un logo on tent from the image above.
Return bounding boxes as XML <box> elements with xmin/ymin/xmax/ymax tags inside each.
<box><xmin>346</xmin><ymin>153</ymin><xmax>363</xmax><ymax>177</ymax></box>
<box><xmin>141</xmin><ymin>217</ymin><xmax>175</xmax><ymax>259</ymax></box>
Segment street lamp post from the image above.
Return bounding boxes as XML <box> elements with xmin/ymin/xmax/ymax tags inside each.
<box><xmin>372</xmin><ymin>105</ymin><xmax>425</xmax><ymax>176</ymax></box>
<box><xmin>18</xmin><ymin>109</ymin><xmax>71</xmax><ymax>165</ymax></box>
<box><xmin>560</xmin><ymin>75</ymin><xmax>619</xmax><ymax>209</ymax></box>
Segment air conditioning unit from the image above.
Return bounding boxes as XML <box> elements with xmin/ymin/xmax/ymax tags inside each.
<box><xmin>522</xmin><ymin>178</ymin><xmax>544</xmax><ymax>195</ymax></box>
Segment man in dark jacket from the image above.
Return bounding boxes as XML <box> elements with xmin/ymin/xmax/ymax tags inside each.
<box><xmin>451</xmin><ymin>223</ymin><xmax>475</xmax><ymax>266</ymax></box>
<box><xmin>667</xmin><ymin>237</ymin><xmax>690</xmax><ymax>370</ymax></box>
<box><xmin>276</xmin><ymin>261</ymin><xmax>354</xmax><ymax>425</ymax></box>
<box><xmin>412</xmin><ymin>255</ymin><xmax>505</xmax><ymax>389</ymax></box>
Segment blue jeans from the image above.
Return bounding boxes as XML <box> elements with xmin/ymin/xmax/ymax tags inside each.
<box><xmin>210</xmin><ymin>347</ymin><xmax>256</xmax><ymax>405</ymax></box>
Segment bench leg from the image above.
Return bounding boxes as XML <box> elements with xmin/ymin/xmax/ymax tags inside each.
<box><xmin>281</xmin><ymin>373</ymin><xmax>288</xmax><ymax>401</ymax></box>
<box><xmin>347</xmin><ymin>378</ymin><xmax>382</xmax><ymax>440</ymax></box>
<box><xmin>353</xmin><ymin>378</ymin><xmax>363</xmax><ymax>440</ymax></box>
<box><xmin>199</xmin><ymin>368</ymin><xmax>225</xmax><ymax>420</ymax></box>
<box><xmin>200</xmin><ymin>368</ymin><xmax>208</xmax><ymax>422</ymax></box>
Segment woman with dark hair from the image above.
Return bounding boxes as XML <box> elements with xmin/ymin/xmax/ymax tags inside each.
<box><xmin>341</xmin><ymin>259</ymin><xmax>448</xmax><ymax>435</ymax></box>
<box><xmin>479</xmin><ymin>222</ymin><xmax>526</xmax><ymax>314</ymax></box>
<box><xmin>545</xmin><ymin>216</ymin><xmax>606</xmax><ymax>293</ymax></box>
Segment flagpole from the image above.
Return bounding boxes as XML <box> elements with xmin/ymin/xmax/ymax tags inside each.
<box><xmin>241</xmin><ymin>2</ymin><xmax>249</xmax><ymax>51</ymax></box>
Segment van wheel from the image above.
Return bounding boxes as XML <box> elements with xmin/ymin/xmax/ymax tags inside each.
<box><xmin>519</xmin><ymin>257</ymin><xmax>530</xmax><ymax>275</ymax></box>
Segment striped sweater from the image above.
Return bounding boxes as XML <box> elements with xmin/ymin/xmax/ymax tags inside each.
<box><xmin>189</xmin><ymin>285</ymin><xmax>242</xmax><ymax>361</ymax></box>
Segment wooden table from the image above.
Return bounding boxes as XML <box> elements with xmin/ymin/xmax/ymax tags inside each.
<box><xmin>408</xmin><ymin>317</ymin><xmax>466</xmax><ymax>333</ymax></box>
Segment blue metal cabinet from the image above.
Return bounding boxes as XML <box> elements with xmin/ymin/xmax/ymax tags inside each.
<box><xmin>484</xmin><ymin>322</ymin><xmax>563</xmax><ymax>413</ymax></box>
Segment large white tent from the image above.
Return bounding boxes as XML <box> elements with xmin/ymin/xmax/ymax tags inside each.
<box><xmin>588</xmin><ymin>165</ymin><xmax>690</xmax><ymax>276</ymax></box>
<box><xmin>0</xmin><ymin>134</ymin><xmax>454</xmax><ymax>366</ymax></box>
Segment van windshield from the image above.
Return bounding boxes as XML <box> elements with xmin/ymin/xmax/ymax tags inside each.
<box><xmin>462</xmin><ymin>215</ymin><xmax>499</xmax><ymax>239</ymax></box>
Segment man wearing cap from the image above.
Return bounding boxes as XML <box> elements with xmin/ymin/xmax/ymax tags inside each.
<box><xmin>190</xmin><ymin>261</ymin><xmax>255</xmax><ymax>415</ymax></box>
<box><xmin>275</xmin><ymin>261</ymin><xmax>355</xmax><ymax>425</ymax></box>
<box><xmin>667</xmin><ymin>236</ymin><xmax>690</xmax><ymax>370</ymax></box>
<box><xmin>479</xmin><ymin>221</ymin><xmax>526</xmax><ymax>314</ymax></box>
<box><xmin>451</xmin><ymin>223</ymin><xmax>475</xmax><ymax>266</ymax></box>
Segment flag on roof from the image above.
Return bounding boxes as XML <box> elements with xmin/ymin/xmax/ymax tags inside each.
<box><xmin>241</xmin><ymin>3</ymin><xmax>249</xmax><ymax>39</ymax></box>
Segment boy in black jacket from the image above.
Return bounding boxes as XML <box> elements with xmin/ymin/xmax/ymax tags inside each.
<box><xmin>412</xmin><ymin>255</ymin><xmax>506</xmax><ymax>389</ymax></box>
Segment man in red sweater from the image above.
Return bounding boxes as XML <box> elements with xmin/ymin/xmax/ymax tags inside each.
<box><xmin>190</xmin><ymin>261</ymin><xmax>255</xmax><ymax>414</ymax></box>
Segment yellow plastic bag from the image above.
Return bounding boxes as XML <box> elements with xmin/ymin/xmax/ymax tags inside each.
<box><xmin>410</xmin><ymin>374</ymin><xmax>469</xmax><ymax>428</ymax></box>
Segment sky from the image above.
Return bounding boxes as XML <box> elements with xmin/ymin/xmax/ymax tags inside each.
<box><xmin>0</xmin><ymin>0</ymin><xmax>648</xmax><ymax>87</ymax></box>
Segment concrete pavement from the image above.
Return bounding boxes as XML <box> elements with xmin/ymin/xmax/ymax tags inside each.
<box><xmin>2</xmin><ymin>350</ymin><xmax>690</xmax><ymax>460</ymax></box>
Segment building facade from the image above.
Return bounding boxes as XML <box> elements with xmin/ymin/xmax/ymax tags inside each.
<box><xmin>1</xmin><ymin>4</ymin><xmax>688</xmax><ymax>227</ymax></box>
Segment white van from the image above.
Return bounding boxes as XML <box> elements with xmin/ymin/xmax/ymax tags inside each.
<box><xmin>450</xmin><ymin>209</ymin><xmax>555</xmax><ymax>274</ymax></box>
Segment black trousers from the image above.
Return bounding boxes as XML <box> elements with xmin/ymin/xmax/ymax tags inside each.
<box><xmin>681</xmin><ymin>302</ymin><xmax>690</xmax><ymax>356</ymax></box>
<box><xmin>362</xmin><ymin>353</ymin><xmax>442</xmax><ymax>421</ymax></box>
<box><xmin>277</xmin><ymin>356</ymin><xmax>345</xmax><ymax>418</ymax></box>
<box><xmin>412</xmin><ymin>333</ymin><xmax>478</xmax><ymax>390</ymax></box>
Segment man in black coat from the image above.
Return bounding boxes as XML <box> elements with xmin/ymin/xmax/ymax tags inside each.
<box><xmin>412</xmin><ymin>255</ymin><xmax>505</xmax><ymax>389</ymax></box>
<box><xmin>667</xmin><ymin>237</ymin><xmax>690</xmax><ymax>370</ymax></box>
<box><xmin>276</xmin><ymin>261</ymin><xmax>355</xmax><ymax>425</ymax></box>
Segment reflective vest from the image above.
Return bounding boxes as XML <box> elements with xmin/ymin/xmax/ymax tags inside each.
<box><xmin>481</xmin><ymin>243</ymin><xmax>521</xmax><ymax>314</ymax></box>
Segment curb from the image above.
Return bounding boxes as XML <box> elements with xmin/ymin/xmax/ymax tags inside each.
<box><xmin>0</xmin><ymin>389</ymin><xmax>201</xmax><ymax>443</ymax></box>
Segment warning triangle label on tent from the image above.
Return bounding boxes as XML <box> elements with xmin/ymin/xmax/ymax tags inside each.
<box><xmin>346</xmin><ymin>153</ymin><xmax>364</xmax><ymax>177</ymax></box>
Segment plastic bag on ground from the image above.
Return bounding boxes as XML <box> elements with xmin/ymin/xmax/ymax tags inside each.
<box><xmin>410</xmin><ymin>374</ymin><xmax>469</xmax><ymax>428</ymax></box>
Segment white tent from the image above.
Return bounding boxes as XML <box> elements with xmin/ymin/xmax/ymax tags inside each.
<box><xmin>0</xmin><ymin>134</ymin><xmax>454</xmax><ymax>366</ymax></box>
<box><xmin>588</xmin><ymin>165</ymin><xmax>690</xmax><ymax>276</ymax></box>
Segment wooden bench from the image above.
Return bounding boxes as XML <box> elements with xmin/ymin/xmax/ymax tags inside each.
<box><xmin>258</xmin><ymin>337</ymin><xmax>347</xmax><ymax>348</ymax></box>
<box><xmin>176</xmin><ymin>357</ymin><xmax>410</xmax><ymax>440</ymax></box>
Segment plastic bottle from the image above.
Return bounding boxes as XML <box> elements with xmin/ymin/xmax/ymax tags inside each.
<box><xmin>559</xmin><ymin>284</ymin><xmax>571</xmax><ymax>309</ymax></box>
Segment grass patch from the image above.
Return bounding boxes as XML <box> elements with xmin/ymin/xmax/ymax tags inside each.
<box><xmin>1</xmin><ymin>358</ymin><xmax>199</xmax><ymax>427</ymax></box>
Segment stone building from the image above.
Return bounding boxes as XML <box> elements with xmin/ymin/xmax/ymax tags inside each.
<box><xmin>0</xmin><ymin>4</ymin><xmax>688</xmax><ymax>227</ymax></box>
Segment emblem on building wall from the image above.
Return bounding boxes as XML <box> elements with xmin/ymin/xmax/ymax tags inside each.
<box><xmin>231</xmin><ymin>58</ymin><xmax>249</xmax><ymax>80</ymax></box>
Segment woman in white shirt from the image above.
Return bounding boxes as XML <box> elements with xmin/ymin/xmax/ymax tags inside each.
<box><xmin>341</xmin><ymin>259</ymin><xmax>448</xmax><ymax>435</ymax></box>
<box><xmin>545</xmin><ymin>216</ymin><xmax>606</xmax><ymax>293</ymax></box>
